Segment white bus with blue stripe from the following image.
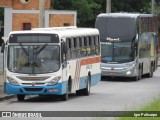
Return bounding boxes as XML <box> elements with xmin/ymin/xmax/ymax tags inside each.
<box><xmin>1</xmin><ymin>27</ymin><xmax>101</xmax><ymax>101</ymax></box>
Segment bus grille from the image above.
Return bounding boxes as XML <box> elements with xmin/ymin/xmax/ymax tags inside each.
<box><xmin>24</xmin><ymin>88</ymin><xmax>43</xmax><ymax>92</ymax></box>
<box><xmin>17</xmin><ymin>76</ymin><xmax>50</xmax><ymax>81</ymax></box>
<box><xmin>22</xmin><ymin>83</ymin><xmax>45</xmax><ymax>86</ymax></box>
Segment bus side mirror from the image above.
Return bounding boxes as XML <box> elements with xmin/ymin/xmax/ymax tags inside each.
<box><xmin>63</xmin><ymin>42</ymin><xmax>67</xmax><ymax>54</ymax></box>
<box><xmin>135</xmin><ymin>34</ymin><xmax>139</xmax><ymax>44</ymax></box>
<box><xmin>1</xmin><ymin>40</ymin><xmax>5</xmax><ymax>53</ymax></box>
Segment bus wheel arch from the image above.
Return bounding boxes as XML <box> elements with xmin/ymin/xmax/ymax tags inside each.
<box><xmin>83</xmin><ymin>72</ymin><xmax>91</xmax><ymax>96</ymax></box>
<box><xmin>68</xmin><ymin>76</ymin><xmax>72</xmax><ymax>92</ymax></box>
<box><xmin>76</xmin><ymin>72</ymin><xmax>91</xmax><ymax>96</ymax></box>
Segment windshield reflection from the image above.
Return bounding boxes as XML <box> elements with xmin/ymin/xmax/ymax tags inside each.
<box><xmin>8</xmin><ymin>45</ymin><xmax>60</xmax><ymax>74</ymax></box>
<box><xmin>101</xmin><ymin>42</ymin><xmax>134</xmax><ymax>63</ymax></box>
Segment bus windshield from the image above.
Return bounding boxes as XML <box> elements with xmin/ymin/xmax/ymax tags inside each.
<box><xmin>101</xmin><ymin>42</ymin><xmax>134</xmax><ymax>63</ymax></box>
<box><xmin>8</xmin><ymin>45</ymin><xmax>60</xmax><ymax>74</ymax></box>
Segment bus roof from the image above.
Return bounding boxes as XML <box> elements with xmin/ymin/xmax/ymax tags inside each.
<box><xmin>9</xmin><ymin>27</ymin><xmax>99</xmax><ymax>38</ymax></box>
<box><xmin>97</xmin><ymin>13</ymin><xmax>157</xmax><ymax>19</ymax></box>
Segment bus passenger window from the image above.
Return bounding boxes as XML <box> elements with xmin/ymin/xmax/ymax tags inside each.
<box><xmin>71</xmin><ymin>38</ymin><xmax>77</xmax><ymax>59</ymax></box>
<box><xmin>95</xmin><ymin>36</ymin><xmax>100</xmax><ymax>55</ymax></box>
<box><xmin>66</xmin><ymin>38</ymin><xmax>71</xmax><ymax>60</ymax></box>
<box><xmin>76</xmin><ymin>37</ymin><xmax>81</xmax><ymax>58</ymax></box>
<box><xmin>89</xmin><ymin>36</ymin><xmax>95</xmax><ymax>55</ymax></box>
<box><xmin>80</xmin><ymin>37</ymin><xmax>86</xmax><ymax>57</ymax></box>
<box><xmin>86</xmin><ymin>36</ymin><xmax>91</xmax><ymax>56</ymax></box>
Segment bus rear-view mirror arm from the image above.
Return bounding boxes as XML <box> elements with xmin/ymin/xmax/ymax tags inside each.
<box><xmin>1</xmin><ymin>40</ymin><xmax>5</xmax><ymax>53</ymax></box>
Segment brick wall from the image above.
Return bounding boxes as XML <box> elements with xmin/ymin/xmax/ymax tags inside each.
<box><xmin>0</xmin><ymin>0</ymin><xmax>51</xmax><ymax>10</ymax></box>
<box><xmin>1</xmin><ymin>0</ymin><xmax>75</xmax><ymax>32</ymax></box>
<box><xmin>12</xmin><ymin>14</ymin><xmax>39</xmax><ymax>31</ymax></box>
<box><xmin>49</xmin><ymin>14</ymin><xmax>75</xmax><ymax>27</ymax></box>
<box><xmin>0</xmin><ymin>0</ymin><xmax>12</xmax><ymax>7</ymax></box>
<box><xmin>12</xmin><ymin>13</ymin><xmax>75</xmax><ymax>30</ymax></box>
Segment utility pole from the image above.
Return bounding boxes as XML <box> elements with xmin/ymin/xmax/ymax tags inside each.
<box><xmin>151</xmin><ymin>0</ymin><xmax>155</xmax><ymax>14</ymax></box>
<box><xmin>39</xmin><ymin>0</ymin><xmax>45</xmax><ymax>28</ymax></box>
<box><xmin>106</xmin><ymin>0</ymin><xmax>111</xmax><ymax>13</ymax></box>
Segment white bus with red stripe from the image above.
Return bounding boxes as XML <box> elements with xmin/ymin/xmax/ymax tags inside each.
<box><xmin>1</xmin><ymin>27</ymin><xmax>101</xmax><ymax>101</ymax></box>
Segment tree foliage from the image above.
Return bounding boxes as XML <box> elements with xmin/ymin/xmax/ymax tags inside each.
<box><xmin>52</xmin><ymin>0</ymin><xmax>153</xmax><ymax>27</ymax></box>
<box><xmin>52</xmin><ymin>0</ymin><xmax>102</xmax><ymax>27</ymax></box>
<box><xmin>0</xmin><ymin>1</ymin><xmax>156</xmax><ymax>27</ymax></box>
<box><xmin>0</xmin><ymin>8</ymin><xmax>4</xmax><ymax>17</ymax></box>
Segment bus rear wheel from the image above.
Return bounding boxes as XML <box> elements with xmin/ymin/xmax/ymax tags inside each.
<box><xmin>83</xmin><ymin>76</ymin><xmax>91</xmax><ymax>96</ymax></box>
<box><xmin>17</xmin><ymin>95</ymin><xmax>25</xmax><ymax>101</ymax></box>
<box><xmin>133</xmin><ymin>67</ymin><xmax>142</xmax><ymax>81</ymax></box>
<box><xmin>76</xmin><ymin>76</ymin><xmax>91</xmax><ymax>96</ymax></box>
<box><xmin>146</xmin><ymin>64</ymin><xmax>153</xmax><ymax>78</ymax></box>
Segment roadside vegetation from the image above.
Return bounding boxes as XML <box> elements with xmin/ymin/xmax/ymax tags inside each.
<box><xmin>118</xmin><ymin>97</ymin><xmax>160</xmax><ymax>120</ymax></box>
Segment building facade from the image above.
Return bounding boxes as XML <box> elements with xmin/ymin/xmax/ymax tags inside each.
<box><xmin>0</xmin><ymin>0</ymin><xmax>77</xmax><ymax>37</ymax></box>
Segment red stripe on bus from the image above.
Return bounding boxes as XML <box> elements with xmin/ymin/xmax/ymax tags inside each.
<box><xmin>80</xmin><ymin>56</ymin><xmax>101</xmax><ymax>66</ymax></box>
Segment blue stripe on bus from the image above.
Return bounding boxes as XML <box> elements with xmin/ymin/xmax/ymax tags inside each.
<box><xmin>79</xmin><ymin>73</ymin><xmax>101</xmax><ymax>90</ymax></box>
<box><xmin>4</xmin><ymin>82</ymin><xmax>67</xmax><ymax>95</ymax></box>
<box><xmin>4</xmin><ymin>73</ymin><xmax>101</xmax><ymax>95</ymax></box>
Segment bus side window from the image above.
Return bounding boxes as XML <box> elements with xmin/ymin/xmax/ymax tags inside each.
<box><xmin>76</xmin><ymin>37</ymin><xmax>81</xmax><ymax>58</ymax></box>
<box><xmin>80</xmin><ymin>37</ymin><xmax>86</xmax><ymax>57</ymax></box>
<box><xmin>66</xmin><ymin>38</ymin><xmax>71</xmax><ymax>60</ymax></box>
<box><xmin>71</xmin><ymin>38</ymin><xmax>77</xmax><ymax>59</ymax></box>
<box><xmin>90</xmin><ymin>36</ymin><xmax>95</xmax><ymax>55</ymax></box>
<box><xmin>85</xmin><ymin>36</ymin><xmax>90</xmax><ymax>56</ymax></box>
<box><xmin>95</xmin><ymin>35</ymin><xmax>100</xmax><ymax>55</ymax></box>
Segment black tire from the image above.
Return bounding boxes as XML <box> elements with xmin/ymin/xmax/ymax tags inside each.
<box><xmin>138</xmin><ymin>67</ymin><xmax>143</xmax><ymax>80</ymax></box>
<box><xmin>146</xmin><ymin>65</ymin><xmax>153</xmax><ymax>78</ymax></box>
<box><xmin>132</xmin><ymin>76</ymin><xmax>139</xmax><ymax>81</ymax></box>
<box><xmin>133</xmin><ymin>67</ymin><xmax>142</xmax><ymax>81</ymax></box>
<box><xmin>17</xmin><ymin>95</ymin><xmax>25</xmax><ymax>101</ymax></box>
<box><xmin>82</xmin><ymin>76</ymin><xmax>91</xmax><ymax>96</ymax></box>
<box><xmin>76</xmin><ymin>89</ymin><xmax>83</xmax><ymax>96</ymax></box>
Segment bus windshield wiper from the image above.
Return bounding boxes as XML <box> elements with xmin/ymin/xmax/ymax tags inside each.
<box><xmin>20</xmin><ymin>43</ymin><xmax>29</xmax><ymax>56</ymax></box>
<box><xmin>35</xmin><ymin>44</ymin><xmax>48</xmax><ymax>55</ymax></box>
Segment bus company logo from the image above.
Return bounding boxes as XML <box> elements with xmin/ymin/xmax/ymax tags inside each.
<box><xmin>31</xmin><ymin>82</ymin><xmax>36</xmax><ymax>86</ymax></box>
<box><xmin>2</xmin><ymin>112</ymin><xmax>12</xmax><ymax>117</ymax></box>
<box><xmin>111</xmin><ymin>67</ymin><xmax>115</xmax><ymax>70</ymax></box>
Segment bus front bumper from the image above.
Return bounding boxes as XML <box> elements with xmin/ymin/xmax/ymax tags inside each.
<box><xmin>4</xmin><ymin>82</ymin><xmax>67</xmax><ymax>95</ymax></box>
<box><xmin>101</xmin><ymin>68</ymin><xmax>138</xmax><ymax>77</ymax></box>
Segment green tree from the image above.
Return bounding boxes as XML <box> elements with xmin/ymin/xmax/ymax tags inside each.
<box><xmin>112</xmin><ymin>0</ymin><xmax>150</xmax><ymax>13</ymax></box>
<box><xmin>52</xmin><ymin>0</ymin><xmax>152</xmax><ymax>27</ymax></box>
<box><xmin>0</xmin><ymin>8</ymin><xmax>4</xmax><ymax>17</ymax></box>
<box><xmin>52</xmin><ymin>0</ymin><xmax>101</xmax><ymax>27</ymax></box>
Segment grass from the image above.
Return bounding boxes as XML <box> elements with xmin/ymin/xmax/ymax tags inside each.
<box><xmin>118</xmin><ymin>97</ymin><xmax>160</xmax><ymax>120</ymax></box>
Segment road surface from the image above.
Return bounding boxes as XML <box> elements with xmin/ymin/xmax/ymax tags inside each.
<box><xmin>0</xmin><ymin>67</ymin><xmax>160</xmax><ymax>120</ymax></box>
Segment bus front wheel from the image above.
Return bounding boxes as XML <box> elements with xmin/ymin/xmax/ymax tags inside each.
<box><xmin>17</xmin><ymin>95</ymin><xmax>25</xmax><ymax>101</ymax></box>
<box><xmin>61</xmin><ymin>83</ymin><xmax>69</xmax><ymax>101</ymax></box>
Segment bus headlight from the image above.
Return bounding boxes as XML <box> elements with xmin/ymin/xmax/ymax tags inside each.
<box><xmin>46</xmin><ymin>76</ymin><xmax>61</xmax><ymax>85</ymax></box>
<box><xmin>126</xmin><ymin>71</ymin><xmax>131</xmax><ymax>75</ymax></box>
<box><xmin>7</xmin><ymin>76</ymin><xmax>20</xmax><ymax>86</ymax></box>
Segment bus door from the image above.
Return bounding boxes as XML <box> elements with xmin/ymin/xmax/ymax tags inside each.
<box><xmin>61</xmin><ymin>40</ymin><xmax>68</xmax><ymax>93</ymax></box>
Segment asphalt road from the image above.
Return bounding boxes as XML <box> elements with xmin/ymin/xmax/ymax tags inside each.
<box><xmin>0</xmin><ymin>67</ymin><xmax>160</xmax><ymax>119</ymax></box>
